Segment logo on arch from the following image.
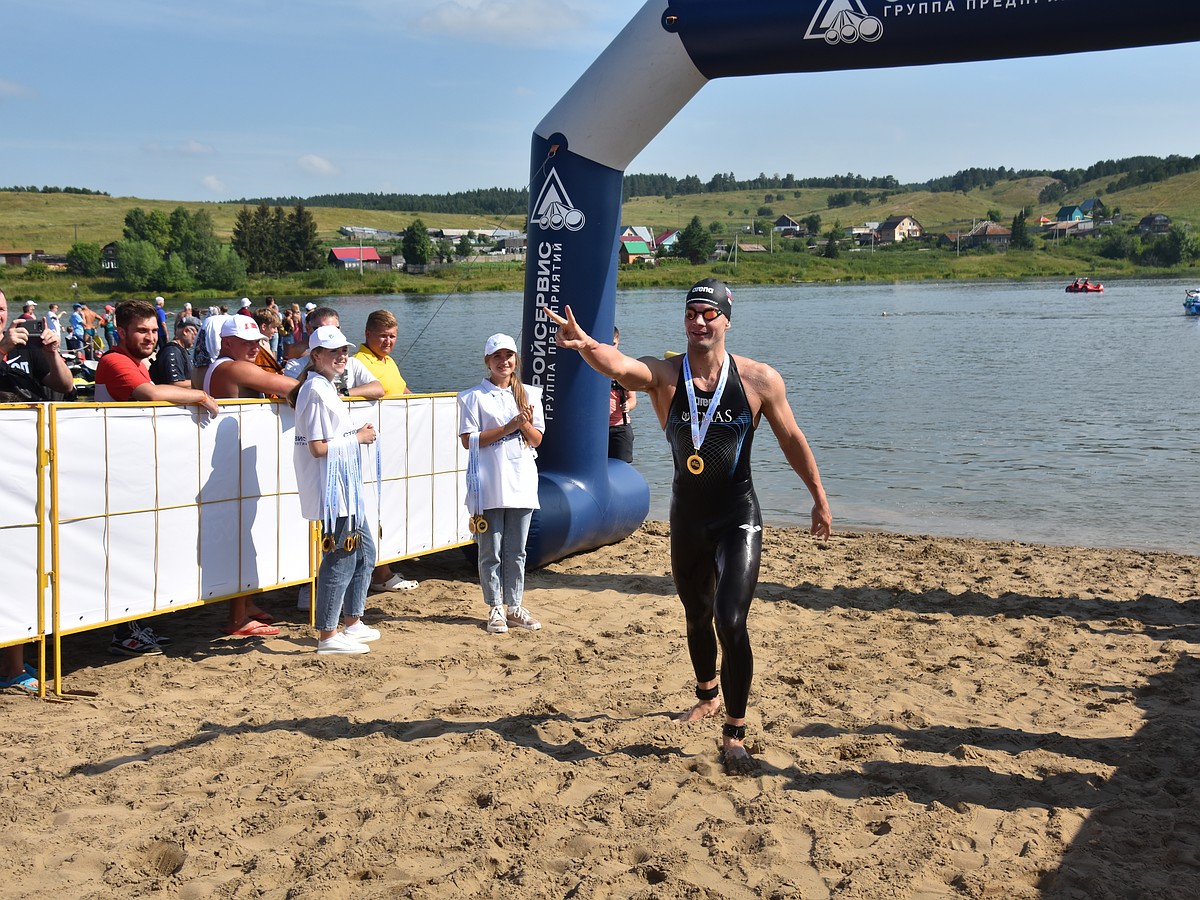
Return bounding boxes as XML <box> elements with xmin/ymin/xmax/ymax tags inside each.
<box><xmin>804</xmin><ymin>0</ymin><xmax>883</xmax><ymax>44</ymax></box>
<box><xmin>533</xmin><ymin>168</ymin><xmax>586</xmax><ymax>232</ymax></box>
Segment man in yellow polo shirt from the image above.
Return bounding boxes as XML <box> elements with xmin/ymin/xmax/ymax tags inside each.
<box><xmin>354</xmin><ymin>310</ymin><xmax>411</xmax><ymax>396</ymax></box>
<box><xmin>355</xmin><ymin>309</ymin><xmax>419</xmax><ymax>593</ymax></box>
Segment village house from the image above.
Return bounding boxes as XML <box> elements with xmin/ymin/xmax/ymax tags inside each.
<box><xmin>654</xmin><ymin>229</ymin><xmax>680</xmax><ymax>253</ymax></box>
<box><xmin>1055</xmin><ymin>205</ymin><xmax>1085</xmax><ymax>222</ymax></box>
<box><xmin>328</xmin><ymin>247</ymin><xmax>382</xmax><ymax>270</ymax></box>
<box><xmin>1137</xmin><ymin>213</ymin><xmax>1172</xmax><ymax>235</ymax></box>
<box><xmin>495</xmin><ymin>236</ymin><xmax>527</xmax><ymax>255</ymax></box>
<box><xmin>619</xmin><ymin>239</ymin><xmax>653</xmax><ymax>265</ymax></box>
<box><xmin>772</xmin><ymin>215</ymin><xmax>803</xmax><ymax>235</ymax></box>
<box><xmin>619</xmin><ymin>226</ymin><xmax>656</xmax><ymax>251</ymax></box>
<box><xmin>946</xmin><ymin>220</ymin><xmax>1012</xmax><ymax>250</ymax></box>
<box><xmin>0</xmin><ymin>250</ymin><xmax>37</xmax><ymax>267</ymax></box>
<box><xmin>339</xmin><ymin>225</ymin><xmax>405</xmax><ymax>243</ymax></box>
<box><xmin>878</xmin><ymin>215</ymin><xmax>923</xmax><ymax>243</ymax></box>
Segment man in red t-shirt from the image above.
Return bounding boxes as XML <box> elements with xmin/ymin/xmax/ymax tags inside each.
<box><xmin>95</xmin><ymin>299</ymin><xmax>219</xmax><ymax>658</ymax></box>
<box><xmin>96</xmin><ymin>300</ymin><xmax>220</xmax><ymax>412</ymax></box>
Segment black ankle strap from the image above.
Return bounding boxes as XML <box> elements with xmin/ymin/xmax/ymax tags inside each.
<box><xmin>722</xmin><ymin>723</ymin><xmax>746</xmax><ymax>741</ymax></box>
<box><xmin>696</xmin><ymin>684</ymin><xmax>719</xmax><ymax>701</ymax></box>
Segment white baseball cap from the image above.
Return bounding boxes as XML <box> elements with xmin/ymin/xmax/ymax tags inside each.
<box><xmin>484</xmin><ymin>333</ymin><xmax>517</xmax><ymax>356</ymax></box>
<box><xmin>220</xmin><ymin>316</ymin><xmax>264</xmax><ymax>341</ymax></box>
<box><xmin>309</xmin><ymin>325</ymin><xmax>356</xmax><ymax>352</ymax></box>
<box><xmin>304</xmin><ymin>302</ymin><xmax>318</xmax><ymax>312</ymax></box>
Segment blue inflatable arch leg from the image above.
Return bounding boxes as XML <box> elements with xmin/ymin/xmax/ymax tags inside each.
<box><xmin>521</xmin><ymin>0</ymin><xmax>1200</xmax><ymax>568</ymax></box>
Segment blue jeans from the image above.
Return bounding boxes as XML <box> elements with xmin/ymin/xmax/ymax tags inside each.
<box><xmin>316</xmin><ymin>517</ymin><xmax>376</xmax><ymax>632</ymax></box>
<box><xmin>476</xmin><ymin>507</ymin><xmax>532</xmax><ymax>609</ymax></box>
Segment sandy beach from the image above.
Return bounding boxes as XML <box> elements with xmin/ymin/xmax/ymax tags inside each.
<box><xmin>3</xmin><ymin>523</ymin><xmax>1199</xmax><ymax>898</ymax></box>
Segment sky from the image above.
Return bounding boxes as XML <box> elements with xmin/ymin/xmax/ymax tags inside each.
<box><xmin>3</xmin><ymin>0</ymin><xmax>1198</xmax><ymax>203</ymax></box>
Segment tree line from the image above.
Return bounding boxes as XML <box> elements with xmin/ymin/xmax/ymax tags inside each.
<box><xmin>227</xmin><ymin>153</ymin><xmax>1200</xmax><ymax>216</ymax></box>
<box><xmin>240</xmin><ymin>187</ymin><xmax>527</xmax><ymax>217</ymax></box>
<box><xmin>0</xmin><ymin>185</ymin><xmax>109</xmax><ymax>195</ymax></box>
<box><xmin>63</xmin><ymin>201</ymin><xmax>325</xmax><ymax>292</ymax></box>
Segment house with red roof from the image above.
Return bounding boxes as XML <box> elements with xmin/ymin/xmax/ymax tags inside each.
<box><xmin>654</xmin><ymin>230</ymin><xmax>680</xmax><ymax>253</ymax></box>
<box><xmin>328</xmin><ymin>246</ymin><xmax>381</xmax><ymax>270</ymax></box>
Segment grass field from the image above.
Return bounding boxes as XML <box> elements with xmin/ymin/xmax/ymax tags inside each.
<box><xmin>0</xmin><ymin>193</ymin><xmax>517</xmax><ymax>254</ymax></box>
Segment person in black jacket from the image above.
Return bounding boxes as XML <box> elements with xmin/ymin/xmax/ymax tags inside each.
<box><xmin>150</xmin><ymin>315</ymin><xmax>201</xmax><ymax>387</ymax></box>
<box><xmin>0</xmin><ymin>289</ymin><xmax>73</xmax><ymax>403</ymax></box>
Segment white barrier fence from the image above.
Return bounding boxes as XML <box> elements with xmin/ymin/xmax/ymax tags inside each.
<box><xmin>1</xmin><ymin>395</ymin><xmax>471</xmax><ymax>692</ymax></box>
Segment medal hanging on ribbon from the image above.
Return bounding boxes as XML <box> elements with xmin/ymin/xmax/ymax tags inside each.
<box><xmin>683</xmin><ymin>353</ymin><xmax>730</xmax><ymax>477</ymax></box>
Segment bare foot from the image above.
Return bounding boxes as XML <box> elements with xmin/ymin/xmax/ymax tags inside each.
<box><xmin>677</xmin><ymin>697</ymin><xmax>721</xmax><ymax>722</ymax></box>
<box><xmin>722</xmin><ymin>739</ymin><xmax>756</xmax><ymax>775</ymax></box>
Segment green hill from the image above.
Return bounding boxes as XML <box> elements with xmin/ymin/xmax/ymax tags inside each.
<box><xmin>621</xmin><ymin>173</ymin><xmax>1199</xmax><ymax>237</ymax></box>
<box><xmin>3</xmin><ymin>160</ymin><xmax>1199</xmax><ymax>303</ymax></box>
<box><xmin>0</xmin><ymin>193</ymin><xmax>512</xmax><ymax>255</ymax></box>
<box><xmin>2</xmin><ymin>167</ymin><xmax>1199</xmax><ymax>256</ymax></box>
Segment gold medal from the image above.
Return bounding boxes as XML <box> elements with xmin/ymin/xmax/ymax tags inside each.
<box><xmin>682</xmin><ymin>354</ymin><xmax>729</xmax><ymax>481</ymax></box>
<box><xmin>470</xmin><ymin>514</ymin><xmax>489</xmax><ymax>534</ymax></box>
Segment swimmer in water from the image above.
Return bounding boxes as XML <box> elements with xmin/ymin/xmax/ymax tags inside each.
<box><xmin>547</xmin><ymin>278</ymin><xmax>832</xmax><ymax>772</ymax></box>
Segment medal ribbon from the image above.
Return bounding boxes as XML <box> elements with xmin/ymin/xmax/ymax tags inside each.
<box><xmin>683</xmin><ymin>353</ymin><xmax>730</xmax><ymax>456</ymax></box>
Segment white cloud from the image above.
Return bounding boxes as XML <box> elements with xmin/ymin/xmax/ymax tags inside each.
<box><xmin>415</xmin><ymin>0</ymin><xmax>609</xmax><ymax>48</ymax></box>
<box><xmin>201</xmin><ymin>175</ymin><xmax>227</xmax><ymax>194</ymax></box>
<box><xmin>298</xmin><ymin>154</ymin><xmax>339</xmax><ymax>176</ymax></box>
<box><xmin>182</xmin><ymin>139</ymin><xmax>215</xmax><ymax>156</ymax></box>
<box><xmin>145</xmin><ymin>139</ymin><xmax>215</xmax><ymax>156</ymax></box>
<box><xmin>0</xmin><ymin>79</ymin><xmax>34</xmax><ymax>99</ymax></box>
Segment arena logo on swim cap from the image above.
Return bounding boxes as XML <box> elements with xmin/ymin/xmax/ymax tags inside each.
<box><xmin>686</xmin><ymin>279</ymin><xmax>733</xmax><ymax>320</ymax></box>
<box><xmin>533</xmin><ymin>168</ymin><xmax>586</xmax><ymax>232</ymax></box>
<box><xmin>804</xmin><ymin>0</ymin><xmax>884</xmax><ymax>44</ymax></box>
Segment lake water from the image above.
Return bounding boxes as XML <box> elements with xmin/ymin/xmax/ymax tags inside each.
<box><xmin>319</xmin><ymin>277</ymin><xmax>1200</xmax><ymax>555</ymax></box>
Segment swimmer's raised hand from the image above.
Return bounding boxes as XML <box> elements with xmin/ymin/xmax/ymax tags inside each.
<box><xmin>546</xmin><ymin>305</ymin><xmax>596</xmax><ymax>352</ymax></box>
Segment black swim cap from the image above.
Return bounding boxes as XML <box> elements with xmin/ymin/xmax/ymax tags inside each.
<box><xmin>685</xmin><ymin>278</ymin><xmax>732</xmax><ymax>320</ymax></box>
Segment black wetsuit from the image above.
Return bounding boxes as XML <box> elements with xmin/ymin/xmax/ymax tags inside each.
<box><xmin>665</xmin><ymin>356</ymin><xmax>762</xmax><ymax>719</ymax></box>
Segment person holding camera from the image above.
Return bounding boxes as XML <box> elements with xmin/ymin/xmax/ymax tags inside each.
<box><xmin>0</xmin><ymin>290</ymin><xmax>74</xmax><ymax>692</ymax></box>
<box><xmin>608</xmin><ymin>326</ymin><xmax>637</xmax><ymax>463</ymax></box>
<box><xmin>0</xmin><ymin>290</ymin><xmax>74</xmax><ymax>402</ymax></box>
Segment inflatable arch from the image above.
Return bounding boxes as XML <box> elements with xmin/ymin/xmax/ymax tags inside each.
<box><xmin>521</xmin><ymin>0</ymin><xmax>1200</xmax><ymax>567</ymax></box>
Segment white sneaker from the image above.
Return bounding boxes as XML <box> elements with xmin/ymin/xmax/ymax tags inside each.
<box><xmin>371</xmin><ymin>572</ymin><xmax>419</xmax><ymax>592</ymax></box>
<box><xmin>297</xmin><ymin>584</ymin><xmax>311</xmax><ymax>610</ymax></box>
<box><xmin>317</xmin><ymin>632</ymin><xmax>369</xmax><ymax>655</ymax></box>
<box><xmin>506</xmin><ymin>606</ymin><xmax>541</xmax><ymax>631</ymax></box>
<box><xmin>486</xmin><ymin>606</ymin><xmax>508</xmax><ymax>634</ymax></box>
<box><xmin>342</xmin><ymin>621</ymin><xmax>381</xmax><ymax>643</ymax></box>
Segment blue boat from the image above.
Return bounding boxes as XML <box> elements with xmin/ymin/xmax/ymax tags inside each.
<box><xmin>1185</xmin><ymin>290</ymin><xmax>1200</xmax><ymax>316</ymax></box>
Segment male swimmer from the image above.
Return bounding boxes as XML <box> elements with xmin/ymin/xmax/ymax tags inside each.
<box><xmin>547</xmin><ymin>278</ymin><xmax>832</xmax><ymax>772</ymax></box>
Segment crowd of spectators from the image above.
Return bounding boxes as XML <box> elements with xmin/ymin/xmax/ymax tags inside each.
<box><xmin>1</xmin><ymin>292</ymin><xmax>421</xmax><ymax>690</ymax></box>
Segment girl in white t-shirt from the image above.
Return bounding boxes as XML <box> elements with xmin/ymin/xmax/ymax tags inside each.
<box><xmin>289</xmin><ymin>326</ymin><xmax>380</xmax><ymax>655</ymax></box>
<box><xmin>457</xmin><ymin>333</ymin><xmax>546</xmax><ymax>635</ymax></box>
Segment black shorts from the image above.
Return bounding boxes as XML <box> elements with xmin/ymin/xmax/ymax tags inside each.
<box><xmin>608</xmin><ymin>424</ymin><xmax>634</xmax><ymax>463</ymax></box>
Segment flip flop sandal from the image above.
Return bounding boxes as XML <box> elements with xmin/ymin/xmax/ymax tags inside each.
<box><xmin>223</xmin><ymin>620</ymin><xmax>281</xmax><ymax>637</ymax></box>
<box><xmin>0</xmin><ymin>670</ymin><xmax>39</xmax><ymax>692</ymax></box>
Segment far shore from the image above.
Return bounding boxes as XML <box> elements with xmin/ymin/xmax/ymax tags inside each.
<box><xmin>6</xmin><ymin>253</ymin><xmax>1200</xmax><ymax>308</ymax></box>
